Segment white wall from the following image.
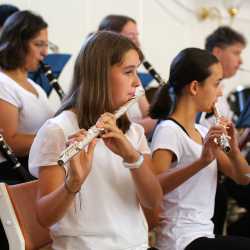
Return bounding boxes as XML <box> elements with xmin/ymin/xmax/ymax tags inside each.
<box><xmin>1</xmin><ymin>0</ymin><xmax>250</xmax><ymax>109</ymax></box>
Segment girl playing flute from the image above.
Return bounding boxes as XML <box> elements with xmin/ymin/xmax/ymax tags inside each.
<box><xmin>150</xmin><ymin>48</ymin><xmax>250</xmax><ymax>250</ymax></box>
<box><xmin>28</xmin><ymin>31</ymin><xmax>162</xmax><ymax>250</ymax></box>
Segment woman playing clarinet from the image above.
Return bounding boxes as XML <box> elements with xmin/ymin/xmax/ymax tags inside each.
<box><xmin>28</xmin><ymin>31</ymin><xmax>162</xmax><ymax>250</ymax></box>
<box><xmin>0</xmin><ymin>10</ymin><xmax>54</xmax><ymax>183</ymax></box>
<box><xmin>150</xmin><ymin>48</ymin><xmax>250</xmax><ymax>250</ymax></box>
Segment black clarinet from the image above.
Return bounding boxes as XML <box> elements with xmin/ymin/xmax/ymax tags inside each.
<box><xmin>142</xmin><ymin>59</ymin><xmax>167</xmax><ymax>86</ymax></box>
<box><xmin>40</xmin><ymin>62</ymin><xmax>65</xmax><ymax>101</ymax></box>
<box><xmin>0</xmin><ymin>134</ymin><xmax>32</xmax><ymax>181</ymax></box>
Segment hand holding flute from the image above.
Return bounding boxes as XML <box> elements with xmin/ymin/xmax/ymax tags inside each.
<box><xmin>58</xmin><ymin>88</ymin><xmax>145</xmax><ymax>166</ymax></box>
<box><xmin>213</xmin><ymin>104</ymin><xmax>231</xmax><ymax>153</ymax></box>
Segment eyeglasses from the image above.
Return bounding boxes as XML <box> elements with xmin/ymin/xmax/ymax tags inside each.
<box><xmin>31</xmin><ymin>40</ymin><xmax>49</xmax><ymax>49</ymax></box>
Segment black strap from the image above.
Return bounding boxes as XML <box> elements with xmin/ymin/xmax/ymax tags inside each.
<box><xmin>205</xmin><ymin>111</ymin><xmax>214</xmax><ymax>119</ymax></box>
<box><xmin>166</xmin><ymin>118</ymin><xmax>189</xmax><ymax>136</ymax></box>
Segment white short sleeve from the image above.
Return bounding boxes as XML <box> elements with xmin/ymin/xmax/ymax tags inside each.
<box><xmin>0</xmin><ymin>77</ymin><xmax>21</xmax><ymax>108</ymax></box>
<box><xmin>28</xmin><ymin>120</ymin><xmax>67</xmax><ymax>177</ymax></box>
<box><xmin>127</xmin><ymin>123</ymin><xmax>151</xmax><ymax>155</ymax></box>
<box><xmin>150</xmin><ymin>121</ymin><xmax>182</xmax><ymax>162</ymax></box>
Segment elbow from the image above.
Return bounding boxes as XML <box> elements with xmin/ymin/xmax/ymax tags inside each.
<box><xmin>36</xmin><ymin>201</ymin><xmax>53</xmax><ymax>228</ymax></box>
<box><xmin>233</xmin><ymin>172</ymin><xmax>250</xmax><ymax>185</ymax></box>
<box><xmin>36</xmin><ymin>208</ymin><xmax>51</xmax><ymax>228</ymax></box>
<box><xmin>236</xmin><ymin>177</ymin><xmax>250</xmax><ymax>186</ymax></box>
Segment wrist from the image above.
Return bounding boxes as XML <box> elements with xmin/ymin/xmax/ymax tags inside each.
<box><xmin>197</xmin><ymin>157</ymin><xmax>210</xmax><ymax>168</ymax></box>
<box><xmin>123</xmin><ymin>151</ymin><xmax>140</xmax><ymax>163</ymax></box>
<box><xmin>228</xmin><ymin>147</ymin><xmax>240</xmax><ymax>158</ymax></box>
<box><xmin>64</xmin><ymin>177</ymin><xmax>81</xmax><ymax>194</ymax></box>
<box><xmin>123</xmin><ymin>152</ymin><xmax>144</xmax><ymax>169</ymax></box>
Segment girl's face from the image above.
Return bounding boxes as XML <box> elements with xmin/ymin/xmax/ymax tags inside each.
<box><xmin>196</xmin><ymin>62</ymin><xmax>223</xmax><ymax>112</ymax></box>
<box><xmin>110</xmin><ymin>49</ymin><xmax>141</xmax><ymax>109</ymax></box>
<box><xmin>24</xmin><ymin>28</ymin><xmax>48</xmax><ymax>71</ymax></box>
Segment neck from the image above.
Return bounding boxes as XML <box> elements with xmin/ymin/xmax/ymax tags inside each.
<box><xmin>2</xmin><ymin>68</ymin><xmax>27</xmax><ymax>82</ymax></box>
<box><xmin>170</xmin><ymin>96</ymin><xmax>197</xmax><ymax>131</ymax></box>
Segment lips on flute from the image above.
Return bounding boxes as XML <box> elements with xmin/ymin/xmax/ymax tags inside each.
<box><xmin>57</xmin><ymin>88</ymin><xmax>145</xmax><ymax>166</ymax></box>
<box><xmin>213</xmin><ymin>104</ymin><xmax>231</xmax><ymax>153</ymax></box>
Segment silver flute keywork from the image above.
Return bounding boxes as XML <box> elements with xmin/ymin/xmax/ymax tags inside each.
<box><xmin>57</xmin><ymin>88</ymin><xmax>145</xmax><ymax>166</ymax></box>
<box><xmin>213</xmin><ymin>104</ymin><xmax>231</xmax><ymax>153</ymax></box>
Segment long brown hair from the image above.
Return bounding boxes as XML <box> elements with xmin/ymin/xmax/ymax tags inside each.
<box><xmin>59</xmin><ymin>31</ymin><xmax>143</xmax><ymax>133</ymax></box>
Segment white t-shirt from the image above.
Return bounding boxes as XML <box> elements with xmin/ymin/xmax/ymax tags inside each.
<box><xmin>29</xmin><ymin>110</ymin><xmax>150</xmax><ymax>250</ymax></box>
<box><xmin>150</xmin><ymin>120</ymin><xmax>217</xmax><ymax>250</ymax></box>
<box><xmin>0</xmin><ymin>72</ymin><xmax>54</xmax><ymax>163</ymax></box>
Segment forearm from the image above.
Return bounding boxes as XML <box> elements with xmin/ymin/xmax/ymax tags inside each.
<box><xmin>238</xmin><ymin>128</ymin><xmax>250</xmax><ymax>150</ymax></box>
<box><xmin>37</xmin><ymin>181</ymin><xmax>78</xmax><ymax>227</ymax></box>
<box><xmin>130</xmin><ymin>157</ymin><xmax>163</xmax><ymax>209</ymax></box>
<box><xmin>158</xmin><ymin>159</ymin><xmax>205</xmax><ymax>194</ymax></box>
<box><xmin>227</xmin><ymin>149</ymin><xmax>250</xmax><ymax>184</ymax></box>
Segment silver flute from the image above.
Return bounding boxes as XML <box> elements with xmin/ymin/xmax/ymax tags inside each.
<box><xmin>213</xmin><ymin>104</ymin><xmax>231</xmax><ymax>153</ymax></box>
<box><xmin>57</xmin><ymin>88</ymin><xmax>145</xmax><ymax>166</ymax></box>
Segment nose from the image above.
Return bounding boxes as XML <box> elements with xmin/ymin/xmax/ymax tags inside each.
<box><xmin>133</xmin><ymin>72</ymin><xmax>141</xmax><ymax>87</ymax></box>
<box><xmin>133</xmin><ymin>37</ymin><xmax>140</xmax><ymax>48</ymax></box>
<box><xmin>41</xmin><ymin>45</ymin><xmax>48</xmax><ymax>58</ymax></box>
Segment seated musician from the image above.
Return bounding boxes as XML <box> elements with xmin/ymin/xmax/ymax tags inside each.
<box><xmin>28</xmin><ymin>31</ymin><xmax>162</xmax><ymax>250</ymax></box>
<box><xmin>150</xmin><ymin>47</ymin><xmax>250</xmax><ymax>250</ymax></box>
<box><xmin>0</xmin><ymin>10</ymin><xmax>54</xmax><ymax>184</ymax></box>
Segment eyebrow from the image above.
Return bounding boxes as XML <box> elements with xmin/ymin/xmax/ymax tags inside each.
<box><xmin>123</xmin><ymin>63</ymin><xmax>140</xmax><ymax>69</ymax></box>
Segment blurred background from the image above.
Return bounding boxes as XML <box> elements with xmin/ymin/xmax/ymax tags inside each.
<box><xmin>1</xmin><ymin>0</ymin><xmax>250</xmax><ymax>109</ymax></box>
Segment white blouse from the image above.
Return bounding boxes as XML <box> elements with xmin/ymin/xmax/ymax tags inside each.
<box><xmin>29</xmin><ymin>110</ymin><xmax>150</xmax><ymax>250</ymax></box>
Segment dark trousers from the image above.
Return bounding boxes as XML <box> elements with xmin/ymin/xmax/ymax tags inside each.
<box><xmin>225</xmin><ymin>178</ymin><xmax>250</xmax><ymax>237</ymax></box>
<box><xmin>0</xmin><ymin>220</ymin><xmax>9</xmax><ymax>250</ymax></box>
<box><xmin>212</xmin><ymin>178</ymin><xmax>228</xmax><ymax>235</ymax></box>
<box><xmin>185</xmin><ymin>235</ymin><xmax>250</xmax><ymax>250</ymax></box>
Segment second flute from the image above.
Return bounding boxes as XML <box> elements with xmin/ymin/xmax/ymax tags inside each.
<box><xmin>57</xmin><ymin>88</ymin><xmax>145</xmax><ymax>166</ymax></box>
<box><xmin>213</xmin><ymin>104</ymin><xmax>231</xmax><ymax>153</ymax></box>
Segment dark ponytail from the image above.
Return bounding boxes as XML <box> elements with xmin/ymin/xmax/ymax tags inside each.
<box><xmin>149</xmin><ymin>48</ymin><xmax>219</xmax><ymax>120</ymax></box>
<box><xmin>149</xmin><ymin>83</ymin><xmax>174</xmax><ymax>120</ymax></box>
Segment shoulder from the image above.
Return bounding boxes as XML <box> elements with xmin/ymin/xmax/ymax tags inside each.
<box><xmin>0</xmin><ymin>72</ymin><xmax>16</xmax><ymax>90</ymax></box>
<box><xmin>154</xmin><ymin>120</ymin><xmax>182</xmax><ymax>137</ymax></box>
<box><xmin>151</xmin><ymin>120</ymin><xmax>184</xmax><ymax>160</ymax></box>
<box><xmin>127</xmin><ymin>122</ymin><xmax>150</xmax><ymax>154</ymax></box>
<box><xmin>49</xmin><ymin>110</ymin><xmax>79</xmax><ymax>136</ymax></box>
<box><xmin>0</xmin><ymin>72</ymin><xmax>21</xmax><ymax>107</ymax></box>
<box><xmin>35</xmin><ymin>117</ymin><xmax>66</xmax><ymax>143</ymax></box>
